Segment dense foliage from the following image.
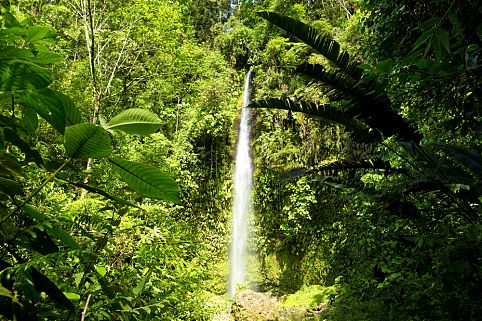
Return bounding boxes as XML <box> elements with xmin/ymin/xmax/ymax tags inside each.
<box><xmin>247</xmin><ymin>1</ymin><xmax>482</xmax><ymax>320</ymax></box>
<box><xmin>0</xmin><ymin>0</ymin><xmax>239</xmax><ymax>319</ymax></box>
<box><xmin>0</xmin><ymin>0</ymin><xmax>480</xmax><ymax>320</ymax></box>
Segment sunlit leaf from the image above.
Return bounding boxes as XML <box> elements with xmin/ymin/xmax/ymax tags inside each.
<box><xmin>64</xmin><ymin>123</ymin><xmax>112</xmax><ymax>159</ymax></box>
<box><xmin>109</xmin><ymin>157</ymin><xmax>180</xmax><ymax>202</ymax></box>
<box><xmin>32</xmin><ymin>46</ymin><xmax>63</xmax><ymax>64</ymax></box>
<box><xmin>106</xmin><ymin>108</ymin><xmax>162</xmax><ymax>136</ymax></box>
<box><xmin>95</xmin><ymin>265</ymin><xmax>107</xmax><ymax>277</ymax></box>
<box><xmin>132</xmin><ymin>269</ymin><xmax>151</xmax><ymax>296</ymax></box>
<box><xmin>63</xmin><ymin>292</ymin><xmax>80</xmax><ymax>301</ymax></box>
<box><xmin>56</xmin><ymin>91</ymin><xmax>83</xmax><ymax>126</ymax></box>
<box><xmin>0</xmin><ymin>47</ymin><xmax>34</xmax><ymax>60</ymax></box>
<box><xmin>0</xmin><ymin>154</ymin><xmax>22</xmax><ymax>176</ymax></box>
<box><xmin>0</xmin><ymin>283</ymin><xmax>14</xmax><ymax>300</ymax></box>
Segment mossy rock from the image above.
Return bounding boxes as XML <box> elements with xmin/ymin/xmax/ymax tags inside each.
<box><xmin>231</xmin><ymin>290</ymin><xmax>280</xmax><ymax>321</ymax></box>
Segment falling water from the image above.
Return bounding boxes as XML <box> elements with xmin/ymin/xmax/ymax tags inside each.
<box><xmin>229</xmin><ymin>70</ymin><xmax>253</xmax><ymax>298</ymax></box>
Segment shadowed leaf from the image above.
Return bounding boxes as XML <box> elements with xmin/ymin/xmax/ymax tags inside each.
<box><xmin>0</xmin><ymin>59</ymin><xmax>52</xmax><ymax>92</ymax></box>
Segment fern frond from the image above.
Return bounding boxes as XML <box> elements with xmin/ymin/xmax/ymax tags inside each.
<box><xmin>258</xmin><ymin>11</ymin><xmax>362</xmax><ymax>80</ymax></box>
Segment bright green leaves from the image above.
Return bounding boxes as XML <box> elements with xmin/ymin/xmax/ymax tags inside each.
<box><xmin>58</xmin><ymin>92</ymin><xmax>83</xmax><ymax>126</ymax></box>
<box><xmin>105</xmin><ymin>108</ymin><xmax>162</xmax><ymax>136</ymax></box>
<box><xmin>62</xmin><ymin>118</ymin><xmax>180</xmax><ymax>202</ymax></box>
<box><xmin>62</xmin><ymin>292</ymin><xmax>81</xmax><ymax>301</ymax></box>
<box><xmin>95</xmin><ymin>265</ymin><xmax>107</xmax><ymax>278</ymax></box>
<box><xmin>64</xmin><ymin>124</ymin><xmax>112</xmax><ymax>159</ymax></box>
<box><xmin>0</xmin><ymin>59</ymin><xmax>53</xmax><ymax>93</ymax></box>
<box><xmin>109</xmin><ymin>157</ymin><xmax>180</xmax><ymax>202</ymax></box>
<box><xmin>62</xmin><ymin>122</ymin><xmax>180</xmax><ymax>202</ymax></box>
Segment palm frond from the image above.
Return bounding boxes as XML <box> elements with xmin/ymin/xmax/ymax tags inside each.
<box><xmin>248</xmin><ymin>98</ymin><xmax>378</xmax><ymax>142</ymax></box>
<box><xmin>316</xmin><ymin>159</ymin><xmax>393</xmax><ymax>172</ymax></box>
<box><xmin>297</xmin><ymin>63</ymin><xmax>387</xmax><ymax>106</ymax></box>
<box><xmin>437</xmin><ymin>144</ymin><xmax>482</xmax><ymax>180</ymax></box>
<box><xmin>281</xmin><ymin>159</ymin><xmax>396</xmax><ymax>182</ymax></box>
<box><xmin>258</xmin><ymin>11</ymin><xmax>362</xmax><ymax>80</ymax></box>
<box><xmin>297</xmin><ymin>63</ymin><xmax>419</xmax><ymax>142</ymax></box>
<box><xmin>312</xmin><ymin>175</ymin><xmax>355</xmax><ymax>189</ymax></box>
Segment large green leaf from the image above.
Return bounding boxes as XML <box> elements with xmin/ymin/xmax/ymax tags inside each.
<box><xmin>109</xmin><ymin>157</ymin><xmax>180</xmax><ymax>202</ymax></box>
<box><xmin>1</xmin><ymin>25</ymin><xmax>58</xmax><ymax>47</ymax></box>
<box><xmin>0</xmin><ymin>283</ymin><xmax>15</xmax><ymax>300</ymax></box>
<box><xmin>21</xmin><ymin>104</ymin><xmax>39</xmax><ymax>134</ymax></box>
<box><xmin>0</xmin><ymin>46</ymin><xmax>61</xmax><ymax>65</ymax></box>
<box><xmin>20</xmin><ymin>88</ymin><xmax>83</xmax><ymax>131</ymax></box>
<box><xmin>0</xmin><ymin>177</ymin><xmax>21</xmax><ymax>196</ymax></box>
<box><xmin>0</xmin><ymin>155</ymin><xmax>22</xmax><ymax>176</ymax></box>
<box><xmin>258</xmin><ymin>11</ymin><xmax>362</xmax><ymax>79</ymax></box>
<box><xmin>58</xmin><ymin>179</ymin><xmax>140</xmax><ymax>209</ymax></box>
<box><xmin>57</xmin><ymin>91</ymin><xmax>83</xmax><ymax>126</ymax></box>
<box><xmin>0</xmin><ymin>47</ymin><xmax>35</xmax><ymax>60</ymax></box>
<box><xmin>31</xmin><ymin>45</ymin><xmax>63</xmax><ymax>64</ymax></box>
<box><xmin>18</xmin><ymin>88</ymin><xmax>66</xmax><ymax>133</ymax></box>
<box><xmin>105</xmin><ymin>108</ymin><xmax>162</xmax><ymax>135</ymax></box>
<box><xmin>64</xmin><ymin>123</ymin><xmax>112</xmax><ymax>159</ymax></box>
<box><xmin>297</xmin><ymin>63</ymin><xmax>387</xmax><ymax>105</ymax></box>
<box><xmin>29</xmin><ymin>267</ymin><xmax>75</xmax><ymax>311</ymax></box>
<box><xmin>3</xmin><ymin>127</ymin><xmax>44</xmax><ymax>166</ymax></box>
<box><xmin>248</xmin><ymin>98</ymin><xmax>377</xmax><ymax>141</ymax></box>
<box><xmin>0</xmin><ymin>59</ymin><xmax>53</xmax><ymax>93</ymax></box>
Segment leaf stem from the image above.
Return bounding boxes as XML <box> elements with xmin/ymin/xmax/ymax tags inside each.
<box><xmin>81</xmin><ymin>293</ymin><xmax>92</xmax><ymax>321</ymax></box>
<box><xmin>0</xmin><ymin>158</ymin><xmax>72</xmax><ymax>225</ymax></box>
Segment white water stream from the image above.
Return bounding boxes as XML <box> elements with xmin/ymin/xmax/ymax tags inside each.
<box><xmin>229</xmin><ymin>70</ymin><xmax>253</xmax><ymax>298</ymax></box>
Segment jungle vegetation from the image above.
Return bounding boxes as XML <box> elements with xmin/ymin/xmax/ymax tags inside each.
<box><xmin>0</xmin><ymin>0</ymin><xmax>480</xmax><ymax>320</ymax></box>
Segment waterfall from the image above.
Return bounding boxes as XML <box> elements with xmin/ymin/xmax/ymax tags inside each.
<box><xmin>229</xmin><ymin>70</ymin><xmax>253</xmax><ymax>298</ymax></box>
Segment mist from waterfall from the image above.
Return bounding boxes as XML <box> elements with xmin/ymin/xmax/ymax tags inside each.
<box><xmin>229</xmin><ymin>70</ymin><xmax>253</xmax><ymax>298</ymax></box>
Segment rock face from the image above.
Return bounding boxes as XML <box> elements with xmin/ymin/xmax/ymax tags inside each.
<box><xmin>231</xmin><ymin>290</ymin><xmax>280</xmax><ymax>321</ymax></box>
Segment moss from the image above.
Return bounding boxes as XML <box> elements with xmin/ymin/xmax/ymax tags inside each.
<box><xmin>280</xmin><ymin>285</ymin><xmax>337</xmax><ymax>309</ymax></box>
